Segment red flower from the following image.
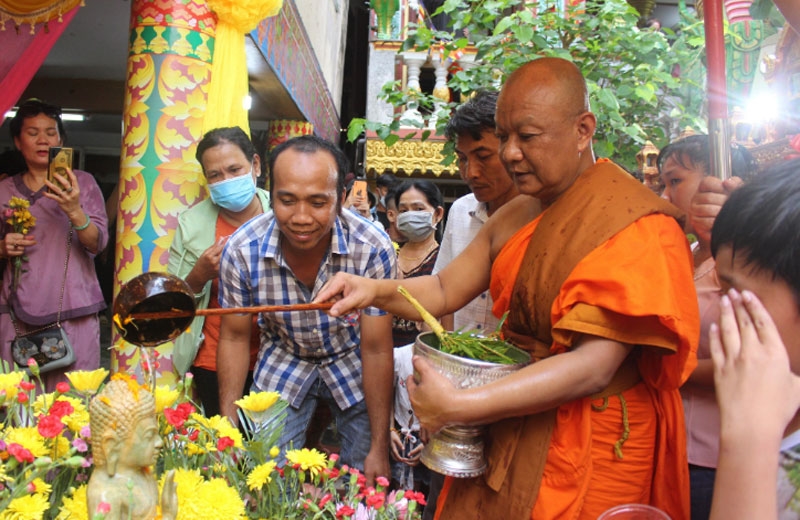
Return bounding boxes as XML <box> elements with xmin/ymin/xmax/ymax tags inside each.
<box><xmin>16</xmin><ymin>393</ymin><xmax>28</xmax><ymax>404</ymax></box>
<box><xmin>188</xmin><ymin>430</ymin><xmax>199</xmax><ymax>442</ymax></box>
<box><xmin>376</xmin><ymin>475</ymin><xmax>390</xmax><ymax>488</ymax></box>
<box><xmin>176</xmin><ymin>402</ymin><xmax>196</xmax><ymax>416</ymax></box>
<box><xmin>366</xmin><ymin>491</ymin><xmax>386</xmax><ymax>509</ymax></box>
<box><xmin>318</xmin><ymin>493</ymin><xmax>333</xmax><ymax>508</ymax></box>
<box><xmin>336</xmin><ymin>505</ymin><xmax>356</xmax><ymax>518</ymax></box>
<box><xmin>404</xmin><ymin>490</ymin><xmax>427</xmax><ymax>506</ymax></box>
<box><xmin>216</xmin><ymin>436</ymin><xmax>234</xmax><ymax>451</ymax></box>
<box><xmin>7</xmin><ymin>443</ymin><xmax>34</xmax><ymax>463</ymax></box>
<box><xmin>37</xmin><ymin>414</ymin><xmax>66</xmax><ymax>438</ymax></box>
<box><xmin>55</xmin><ymin>381</ymin><xmax>70</xmax><ymax>394</ymax></box>
<box><xmin>18</xmin><ymin>381</ymin><xmax>35</xmax><ymax>392</ymax></box>
<box><xmin>49</xmin><ymin>400</ymin><xmax>74</xmax><ymax>419</ymax></box>
<box><xmin>164</xmin><ymin>403</ymin><xmax>193</xmax><ymax>429</ymax></box>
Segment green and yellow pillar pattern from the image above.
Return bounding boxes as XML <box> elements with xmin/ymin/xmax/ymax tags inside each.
<box><xmin>113</xmin><ymin>0</ymin><xmax>216</xmax><ymax>384</ymax></box>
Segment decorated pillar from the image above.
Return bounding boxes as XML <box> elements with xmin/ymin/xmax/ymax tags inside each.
<box><xmin>113</xmin><ymin>0</ymin><xmax>216</xmax><ymax>385</ymax></box>
<box><xmin>267</xmin><ymin>119</ymin><xmax>314</xmax><ymax>151</ymax></box>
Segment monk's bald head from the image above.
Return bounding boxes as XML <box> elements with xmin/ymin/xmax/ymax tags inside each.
<box><xmin>500</xmin><ymin>58</ymin><xmax>589</xmax><ymax>117</ymax></box>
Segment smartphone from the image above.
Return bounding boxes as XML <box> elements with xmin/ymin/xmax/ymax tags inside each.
<box><xmin>353</xmin><ymin>180</ymin><xmax>367</xmax><ymax>199</ymax></box>
<box><xmin>48</xmin><ymin>147</ymin><xmax>73</xmax><ymax>192</ymax></box>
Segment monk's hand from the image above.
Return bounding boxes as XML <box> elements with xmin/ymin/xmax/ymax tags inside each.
<box><xmin>407</xmin><ymin>355</ymin><xmax>457</xmax><ymax>434</ymax></box>
<box><xmin>690</xmin><ymin>176</ymin><xmax>743</xmax><ymax>245</ymax></box>
<box><xmin>709</xmin><ymin>289</ymin><xmax>800</xmax><ymax>443</ymax></box>
<box><xmin>314</xmin><ymin>271</ymin><xmax>377</xmax><ymax>317</ymax></box>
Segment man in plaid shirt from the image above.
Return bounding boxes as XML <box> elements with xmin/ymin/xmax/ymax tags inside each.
<box><xmin>216</xmin><ymin>135</ymin><xmax>396</xmax><ymax>484</ymax></box>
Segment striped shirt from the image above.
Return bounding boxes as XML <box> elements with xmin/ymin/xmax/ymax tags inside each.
<box><xmin>218</xmin><ymin>209</ymin><xmax>396</xmax><ymax>410</ymax></box>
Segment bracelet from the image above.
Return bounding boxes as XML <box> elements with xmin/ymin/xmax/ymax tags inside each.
<box><xmin>72</xmin><ymin>213</ymin><xmax>91</xmax><ymax>231</ymax></box>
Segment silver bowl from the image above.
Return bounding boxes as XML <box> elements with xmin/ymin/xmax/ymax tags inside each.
<box><xmin>413</xmin><ymin>331</ymin><xmax>530</xmax><ymax>477</ymax></box>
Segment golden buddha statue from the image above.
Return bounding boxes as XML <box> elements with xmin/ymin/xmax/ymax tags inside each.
<box><xmin>87</xmin><ymin>378</ymin><xmax>177</xmax><ymax>520</ymax></box>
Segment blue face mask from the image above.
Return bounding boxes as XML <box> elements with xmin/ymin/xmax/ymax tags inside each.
<box><xmin>208</xmin><ymin>168</ymin><xmax>256</xmax><ymax>212</ymax></box>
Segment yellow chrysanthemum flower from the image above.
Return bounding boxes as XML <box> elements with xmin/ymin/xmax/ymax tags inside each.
<box><xmin>0</xmin><ymin>464</ymin><xmax>11</xmax><ymax>484</ymax></box>
<box><xmin>56</xmin><ymin>484</ymin><xmax>88</xmax><ymax>520</ymax></box>
<box><xmin>189</xmin><ymin>414</ymin><xmax>245</xmax><ymax>450</ymax></box>
<box><xmin>208</xmin><ymin>416</ymin><xmax>244</xmax><ymax>449</ymax></box>
<box><xmin>49</xmin><ymin>435</ymin><xmax>71</xmax><ymax>460</ymax></box>
<box><xmin>0</xmin><ymin>371</ymin><xmax>25</xmax><ymax>401</ymax></box>
<box><xmin>66</xmin><ymin>368</ymin><xmax>109</xmax><ymax>394</ymax></box>
<box><xmin>29</xmin><ymin>477</ymin><xmax>52</xmax><ymax>498</ymax></box>
<box><xmin>167</xmin><ymin>468</ymin><xmax>246</xmax><ymax>520</ymax></box>
<box><xmin>2</xmin><ymin>492</ymin><xmax>49</xmax><ymax>520</ymax></box>
<box><xmin>235</xmin><ymin>391</ymin><xmax>281</xmax><ymax>424</ymax></box>
<box><xmin>154</xmin><ymin>385</ymin><xmax>180</xmax><ymax>413</ymax></box>
<box><xmin>185</xmin><ymin>442</ymin><xmax>211</xmax><ymax>456</ymax></box>
<box><xmin>285</xmin><ymin>448</ymin><xmax>327</xmax><ymax>476</ymax></box>
<box><xmin>235</xmin><ymin>391</ymin><xmax>280</xmax><ymax>413</ymax></box>
<box><xmin>246</xmin><ymin>461</ymin><xmax>277</xmax><ymax>490</ymax></box>
<box><xmin>4</xmin><ymin>427</ymin><xmax>48</xmax><ymax>458</ymax></box>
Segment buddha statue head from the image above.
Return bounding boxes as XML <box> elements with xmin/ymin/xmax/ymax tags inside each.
<box><xmin>89</xmin><ymin>377</ymin><xmax>161</xmax><ymax>476</ymax></box>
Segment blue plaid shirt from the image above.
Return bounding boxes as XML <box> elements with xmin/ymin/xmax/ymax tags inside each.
<box><xmin>218</xmin><ymin>209</ymin><xmax>396</xmax><ymax>410</ymax></box>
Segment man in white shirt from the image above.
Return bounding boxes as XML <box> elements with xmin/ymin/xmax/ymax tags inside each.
<box><xmin>433</xmin><ymin>90</ymin><xmax>519</xmax><ymax>333</ymax></box>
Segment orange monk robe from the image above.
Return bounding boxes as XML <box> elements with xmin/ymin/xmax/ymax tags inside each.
<box><xmin>437</xmin><ymin>212</ymin><xmax>698</xmax><ymax>520</ymax></box>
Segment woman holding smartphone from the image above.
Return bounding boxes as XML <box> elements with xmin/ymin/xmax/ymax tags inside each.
<box><xmin>0</xmin><ymin>98</ymin><xmax>109</xmax><ymax>391</ymax></box>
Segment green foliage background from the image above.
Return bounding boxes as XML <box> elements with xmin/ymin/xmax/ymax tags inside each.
<box><xmin>350</xmin><ymin>0</ymin><xmax>708</xmax><ymax>171</ymax></box>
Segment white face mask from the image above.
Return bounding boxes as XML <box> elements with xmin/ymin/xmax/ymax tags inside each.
<box><xmin>396</xmin><ymin>210</ymin><xmax>435</xmax><ymax>242</ymax></box>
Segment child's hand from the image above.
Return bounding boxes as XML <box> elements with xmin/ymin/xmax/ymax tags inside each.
<box><xmin>389</xmin><ymin>428</ymin><xmax>405</xmax><ymax>462</ymax></box>
<box><xmin>710</xmin><ymin>289</ymin><xmax>800</xmax><ymax>442</ymax></box>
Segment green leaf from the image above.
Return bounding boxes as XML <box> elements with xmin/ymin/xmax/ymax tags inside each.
<box><xmin>493</xmin><ymin>17</ymin><xmax>513</xmax><ymax>36</ymax></box>
<box><xmin>595</xmin><ymin>89</ymin><xmax>620</xmax><ymax>111</ymax></box>
<box><xmin>384</xmin><ymin>134</ymin><xmax>400</xmax><ymax>147</ymax></box>
<box><xmin>346</xmin><ymin>119</ymin><xmax>366</xmax><ymax>143</ymax></box>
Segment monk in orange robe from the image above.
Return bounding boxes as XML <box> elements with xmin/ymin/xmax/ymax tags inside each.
<box><xmin>315</xmin><ymin>57</ymin><xmax>699</xmax><ymax>519</ymax></box>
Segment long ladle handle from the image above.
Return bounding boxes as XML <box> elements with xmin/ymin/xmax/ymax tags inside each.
<box><xmin>126</xmin><ymin>302</ymin><xmax>334</xmax><ymax>321</ymax></box>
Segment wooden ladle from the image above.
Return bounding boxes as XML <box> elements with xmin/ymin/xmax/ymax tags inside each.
<box><xmin>113</xmin><ymin>272</ymin><xmax>332</xmax><ymax>347</ymax></box>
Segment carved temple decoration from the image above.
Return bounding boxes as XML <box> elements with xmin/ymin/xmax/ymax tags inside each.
<box><xmin>365</xmin><ymin>134</ymin><xmax>454</xmax><ymax>177</ymax></box>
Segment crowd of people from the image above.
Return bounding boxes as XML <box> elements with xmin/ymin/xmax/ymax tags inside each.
<box><xmin>2</xmin><ymin>53</ymin><xmax>800</xmax><ymax>520</ymax></box>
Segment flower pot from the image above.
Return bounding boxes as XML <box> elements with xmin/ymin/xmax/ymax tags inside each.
<box><xmin>413</xmin><ymin>331</ymin><xmax>531</xmax><ymax>477</ymax></box>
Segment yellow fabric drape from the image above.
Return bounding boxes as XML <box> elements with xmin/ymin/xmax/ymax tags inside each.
<box><xmin>203</xmin><ymin>0</ymin><xmax>283</xmax><ymax>137</ymax></box>
<box><xmin>0</xmin><ymin>0</ymin><xmax>82</xmax><ymax>30</ymax></box>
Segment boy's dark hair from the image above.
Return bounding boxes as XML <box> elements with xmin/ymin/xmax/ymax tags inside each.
<box><xmin>268</xmin><ymin>135</ymin><xmax>349</xmax><ymax>208</ymax></box>
<box><xmin>9</xmin><ymin>98</ymin><xmax>66</xmax><ymax>142</ymax></box>
<box><xmin>711</xmin><ymin>158</ymin><xmax>800</xmax><ymax>305</ymax></box>
<box><xmin>657</xmin><ymin>134</ymin><xmax>757</xmax><ymax>181</ymax></box>
<box><xmin>376</xmin><ymin>172</ymin><xmax>398</xmax><ymax>189</ymax></box>
<box><xmin>195</xmin><ymin>126</ymin><xmax>258</xmax><ymax>169</ymax></box>
<box><xmin>444</xmin><ymin>90</ymin><xmax>499</xmax><ymax>142</ymax></box>
<box><xmin>384</xmin><ymin>182</ymin><xmax>403</xmax><ymax>210</ymax></box>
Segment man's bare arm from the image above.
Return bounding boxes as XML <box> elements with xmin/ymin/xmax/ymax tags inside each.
<box><xmin>217</xmin><ymin>313</ymin><xmax>252</xmax><ymax>424</ymax></box>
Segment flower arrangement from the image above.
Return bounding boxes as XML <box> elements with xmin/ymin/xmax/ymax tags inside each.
<box><xmin>0</xmin><ymin>360</ymin><xmax>426</xmax><ymax>520</ymax></box>
<box><xmin>3</xmin><ymin>196</ymin><xmax>36</xmax><ymax>291</ymax></box>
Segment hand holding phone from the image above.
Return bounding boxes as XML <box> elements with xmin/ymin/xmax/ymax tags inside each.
<box><xmin>48</xmin><ymin>147</ymin><xmax>73</xmax><ymax>193</ymax></box>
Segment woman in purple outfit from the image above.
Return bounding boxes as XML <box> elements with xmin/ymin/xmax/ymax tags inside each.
<box><xmin>0</xmin><ymin>99</ymin><xmax>108</xmax><ymax>390</ymax></box>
